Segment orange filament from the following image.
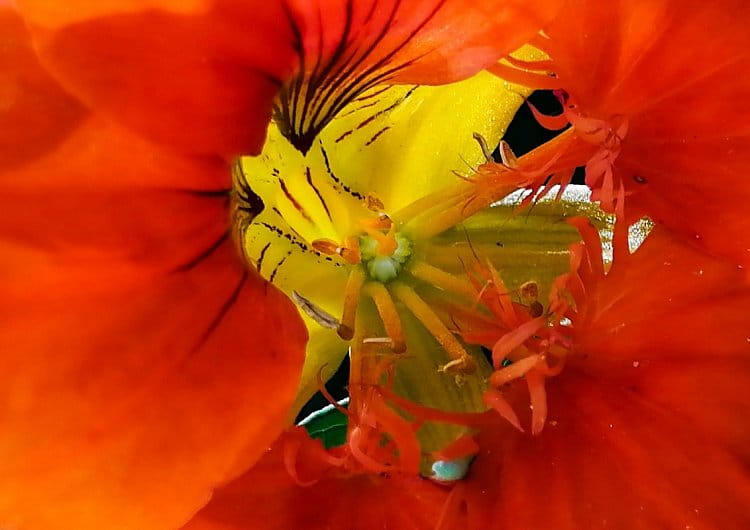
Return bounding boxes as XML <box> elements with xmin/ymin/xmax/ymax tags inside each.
<box><xmin>379</xmin><ymin>387</ymin><xmax>492</xmax><ymax>428</ymax></box>
<box><xmin>282</xmin><ymin>428</ymin><xmax>345</xmax><ymax>486</ymax></box>
<box><xmin>338</xmin><ymin>267</ymin><xmax>366</xmax><ymax>340</ymax></box>
<box><xmin>488</xmin><ymin>60</ymin><xmax>562</xmax><ymax>90</ymax></box>
<box><xmin>361</xmin><ymin>224</ymin><xmax>398</xmax><ymax>256</ymax></box>
<box><xmin>359</xmin><ymin>214</ymin><xmax>392</xmax><ymax>230</ymax></box>
<box><xmin>364</xmin><ymin>282</ymin><xmax>406</xmax><ymax>353</ymax></box>
<box><xmin>490</xmin><ymin>317</ymin><xmax>546</xmax><ymax>369</ymax></box>
<box><xmin>408</xmin><ymin>262</ymin><xmax>477</xmax><ymax>300</ymax></box>
<box><xmin>348</xmin><ymin>426</ymin><xmax>395</xmax><ymax>474</ymax></box>
<box><xmin>497</xmin><ymin>140</ymin><xmax>519</xmax><ymax>168</ymax></box>
<box><xmin>391</xmin><ymin>282</ymin><xmax>476</xmax><ymax>375</ymax></box>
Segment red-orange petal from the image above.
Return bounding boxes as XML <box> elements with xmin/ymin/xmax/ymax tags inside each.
<box><xmin>0</xmin><ymin>6</ymin><xmax>86</xmax><ymax>170</ymax></box>
<box><xmin>274</xmin><ymin>0</ymin><xmax>564</xmax><ymax>152</ymax></box>
<box><xmin>182</xmin><ymin>429</ymin><xmax>449</xmax><ymax>530</ymax></box>
<box><xmin>527</xmin><ymin>0</ymin><xmax>750</xmax><ymax>265</ymax></box>
<box><xmin>16</xmin><ymin>0</ymin><xmax>298</xmax><ymax>157</ymax></box>
<box><xmin>0</xmin><ymin>117</ymin><xmax>307</xmax><ymax>529</ymax></box>
<box><xmin>575</xmin><ymin>227</ymin><xmax>750</xmax><ymax>361</ymax></box>
<box><xmin>290</xmin><ymin>0</ymin><xmax>564</xmax><ymax>85</ymax></box>
<box><xmin>483</xmin><ymin>361</ymin><xmax>750</xmax><ymax>529</ymax></box>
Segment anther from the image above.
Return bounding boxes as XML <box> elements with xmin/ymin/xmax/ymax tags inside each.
<box><xmin>363</xmin><ymin>193</ymin><xmax>385</xmax><ymax>212</ymax></box>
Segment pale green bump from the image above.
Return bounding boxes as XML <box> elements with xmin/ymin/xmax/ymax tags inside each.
<box><xmin>360</xmin><ymin>233</ymin><xmax>412</xmax><ymax>282</ymax></box>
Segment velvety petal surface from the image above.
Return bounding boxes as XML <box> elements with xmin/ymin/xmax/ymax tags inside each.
<box><xmin>0</xmin><ymin>116</ymin><xmax>307</xmax><ymax>530</ymax></box>
<box><xmin>16</xmin><ymin>0</ymin><xmax>298</xmax><ymax>157</ymax></box>
<box><xmin>441</xmin><ymin>227</ymin><xmax>750</xmax><ymax>528</ymax></box>
<box><xmin>506</xmin><ymin>0</ymin><xmax>750</xmax><ymax>265</ymax></box>
<box><xmin>476</xmin><ymin>361</ymin><xmax>750</xmax><ymax>529</ymax></box>
<box><xmin>0</xmin><ymin>7</ymin><xmax>86</xmax><ymax>169</ymax></box>
<box><xmin>182</xmin><ymin>429</ymin><xmax>449</xmax><ymax>530</ymax></box>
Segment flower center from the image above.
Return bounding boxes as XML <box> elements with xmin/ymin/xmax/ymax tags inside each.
<box><xmin>359</xmin><ymin>232</ymin><xmax>411</xmax><ymax>282</ymax></box>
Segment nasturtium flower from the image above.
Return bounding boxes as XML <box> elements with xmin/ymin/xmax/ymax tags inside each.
<box><xmin>179</xmin><ymin>64</ymin><xmax>623</xmax><ymax>529</ymax></box>
<box><xmin>5</xmin><ymin>0</ymin><xmax>750</xmax><ymax>529</ymax></box>
<box><xmin>486</xmin><ymin>0</ymin><xmax>750</xmax><ymax>266</ymax></box>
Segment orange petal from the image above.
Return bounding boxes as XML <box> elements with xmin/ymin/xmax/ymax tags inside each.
<box><xmin>443</xmin><ymin>359</ymin><xmax>750</xmax><ymax>528</ymax></box>
<box><xmin>535</xmin><ymin>0</ymin><xmax>750</xmax><ymax>265</ymax></box>
<box><xmin>0</xmin><ymin>7</ymin><xmax>86</xmax><ymax>170</ymax></box>
<box><xmin>0</xmin><ymin>117</ymin><xmax>307</xmax><ymax>529</ymax></box>
<box><xmin>496</xmin><ymin>363</ymin><xmax>750</xmax><ymax>528</ymax></box>
<box><xmin>16</xmin><ymin>0</ymin><xmax>298</xmax><ymax>157</ymax></box>
<box><xmin>182</xmin><ymin>429</ymin><xmax>448</xmax><ymax>530</ymax></box>
<box><xmin>576</xmin><ymin>227</ymin><xmax>750</xmax><ymax>361</ymax></box>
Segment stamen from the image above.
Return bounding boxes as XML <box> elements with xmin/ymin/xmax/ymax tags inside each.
<box><xmin>472</xmin><ymin>132</ymin><xmax>494</xmax><ymax>162</ymax></box>
<box><xmin>391</xmin><ymin>282</ymin><xmax>476</xmax><ymax>375</ymax></box>
<box><xmin>338</xmin><ymin>267</ymin><xmax>366</xmax><ymax>340</ymax></box>
<box><xmin>363</xmin><ymin>193</ymin><xmax>385</xmax><ymax>212</ymax></box>
<box><xmin>364</xmin><ymin>282</ymin><xmax>406</xmax><ymax>353</ymax></box>
<box><xmin>433</xmin><ymin>434</ymin><xmax>479</xmax><ymax>462</ymax></box>
<box><xmin>311</xmin><ymin>238</ymin><xmax>341</xmax><ymax>255</ymax></box>
<box><xmin>408</xmin><ymin>262</ymin><xmax>477</xmax><ymax>300</ymax></box>
<box><xmin>359</xmin><ymin>214</ymin><xmax>392</xmax><ymax>230</ymax></box>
